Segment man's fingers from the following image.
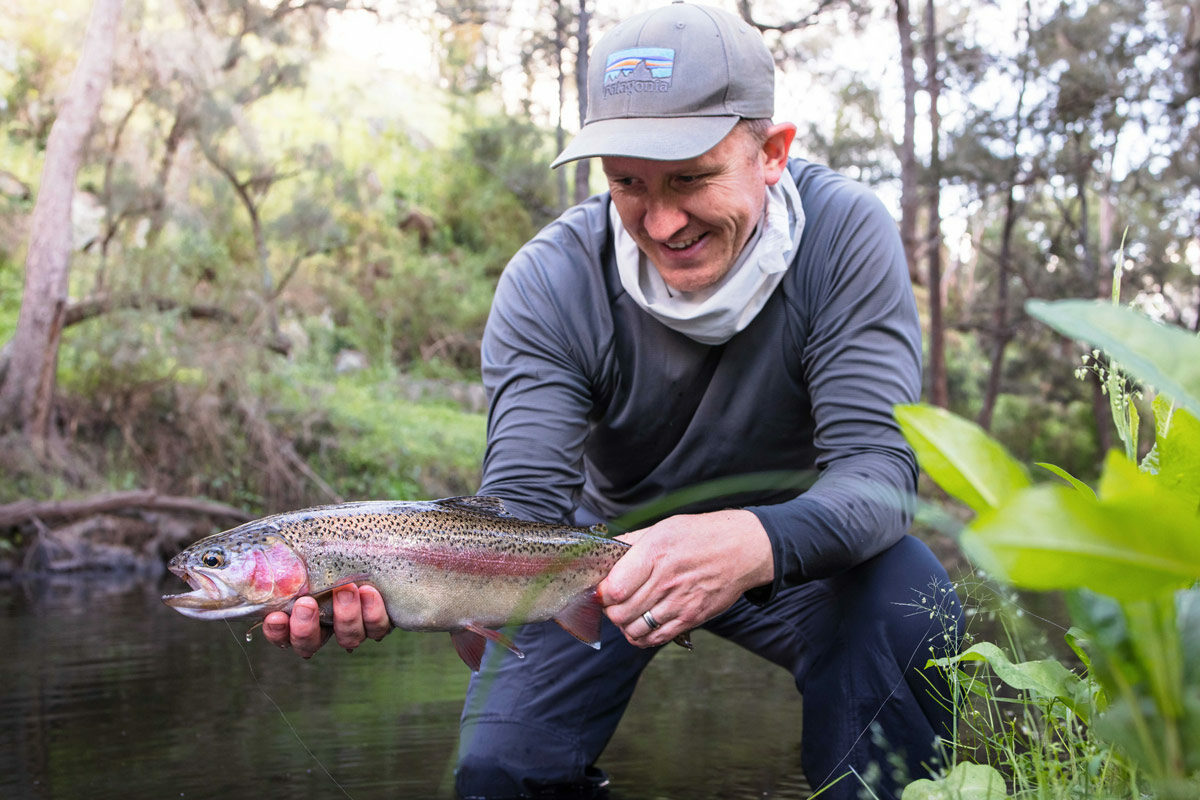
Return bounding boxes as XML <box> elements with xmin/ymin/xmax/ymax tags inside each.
<box><xmin>289</xmin><ymin>597</ymin><xmax>327</xmax><ymax>658</ymax></box>
<box><xmin>332</xmin><ymin>585</ymin><xmax>366</xmax><ymax>651</ymax></box>
<box><xmin>263</xmin><ymin>610</ymin><xmax>291</xmax><ymax>647</ymax></box>
<box><xmin>359</xmin><ymin>584</ymin><xmax>392</xmax><ymax>640</ymax></box>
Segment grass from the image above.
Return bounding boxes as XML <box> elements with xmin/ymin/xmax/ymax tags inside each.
<box><xmin>910</xmin><ymin>578</ymin><xmax>1144</xmax><ymax>800</ymax></box>
<box><xmin>267</xmin><ymin>363</ymin><xmax>487</xmax><ymax>501</ymax></box>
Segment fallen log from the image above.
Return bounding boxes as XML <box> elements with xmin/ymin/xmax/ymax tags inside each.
<box><xmin>0</xmin><ymin>490</ymin><xmax>254</xmax><ymax>530</ymax></box>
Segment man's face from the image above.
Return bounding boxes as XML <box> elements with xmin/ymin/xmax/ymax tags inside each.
<box><xmin>602</xmin><ymin>125</ymin><xmax>790</xmax><ymax>294</ymax></box>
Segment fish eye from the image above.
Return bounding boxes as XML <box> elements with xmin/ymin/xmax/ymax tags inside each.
<box><xmin>201</xmin><ymin>550</ymin><xmax>225</xmax><ymax>569</ymax></box>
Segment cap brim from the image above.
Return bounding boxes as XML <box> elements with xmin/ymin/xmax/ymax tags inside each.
<box><xmin>550</xmin><ymin>116</ymin><xmax>740</xmax><ymax>168</ymax></box>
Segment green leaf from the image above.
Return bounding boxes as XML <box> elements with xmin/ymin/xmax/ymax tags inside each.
<box><xmin>1153</xmin><ymin>405</ymin><xmax>1200</xmax><ymax>512</ymax></box>
<box><xmin>894</xmin><ymin>403</ymin><xmax>1031</xmax><ymax>514</ymax></box>
<box><xmin>928</xmin><ymin>641</ymin><xmax>1092</xmax><ymax>722</ymax></box>
<box><xmin>963</xmin><ymin>453</ymin><xmax>1200</xmax><ymax>601</ymax></box>
<box><xmin>901</xmin><ymin>762</ymin><xmax>1010</xmax><ymax>800</ymax></box>
<box><xmin>1063</xmin><ymin>626</ymin><xmax>1094</xmax><ymax>674</ymax></box>
<box><xmin>1026</xmin><ymin>299</ymin><xmax>1200</xmax><ymax>418</ymax></box>
<box><xmin>1035</xmin><ymin>462</ymin><xmax>1096</xmax><ymax>497</ymax></box>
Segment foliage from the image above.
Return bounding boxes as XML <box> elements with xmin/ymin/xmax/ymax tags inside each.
<box><xmin>895</xmin><ymin>299</ymin><xmax>1200</xmax><ymax>798</ymax></box>
<box><xmin>265</xmin><ymin>364</ymin><xmax>486</xmax><ymax>502</ymax></box>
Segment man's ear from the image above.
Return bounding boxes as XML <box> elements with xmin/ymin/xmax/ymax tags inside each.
<box><xmin>762</xmin><ymin>123</ymin><xmax>797</xmax><ymax>185</ymax></box>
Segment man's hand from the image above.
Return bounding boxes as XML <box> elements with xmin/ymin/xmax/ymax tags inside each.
<box><xmin>597</xmin><ymin>509</ymin><xmax>774</xmax><ymax>648</ymax></box>
<box><xmin>262</xmin><ymin>583</ymin><xmax>392</xmax><ymax>658</ymax></box>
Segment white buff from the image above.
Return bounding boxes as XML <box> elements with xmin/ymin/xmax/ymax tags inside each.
<box><xmin>611</xmin><ymin>169</ymin><xmax>804</xmax><ymax>345</ymax></box>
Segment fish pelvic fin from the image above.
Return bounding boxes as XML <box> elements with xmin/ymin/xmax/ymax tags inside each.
<box><xmin>451</xmin><ymin>624</ymin><xmax>526</xmax><ymax>671</ymax></box>
<box><xmin>553</xmin><ymin>588</ymin><xmax>604</xmax><ymax>650</ymax></box>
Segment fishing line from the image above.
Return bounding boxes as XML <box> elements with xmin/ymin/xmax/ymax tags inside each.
<box><xmin>224</xmin><ymin>621</ymin><xmax>356</xmax><ymax>800</ymax></box>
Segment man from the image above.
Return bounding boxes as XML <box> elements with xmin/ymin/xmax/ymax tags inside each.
<box><xmin>264</xmin><ymin>4</ymin><xmax>963</xmax><ymax>799</ymax></box>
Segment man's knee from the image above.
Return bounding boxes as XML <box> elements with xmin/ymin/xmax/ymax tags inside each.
<box><xmin>456</xmin><ymin>719</ymin><xmax>607</xmax><ymax>800</ymax></box>
<box><xmin>842</xmin><ymin>535</ymin><xmax>963</xmax><ymax>660</ymax></box>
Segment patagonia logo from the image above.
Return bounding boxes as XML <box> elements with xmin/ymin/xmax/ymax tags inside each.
<box><xmin>604</xmin><ymin>47</ymin><xmax>674</xmax><ymax>96</ymax></box>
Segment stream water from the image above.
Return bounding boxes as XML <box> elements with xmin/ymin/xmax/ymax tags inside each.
<box><xmin>1</xmin><ymin>574</ymin><xmax>810</xmax><ymax>799</ymax></box>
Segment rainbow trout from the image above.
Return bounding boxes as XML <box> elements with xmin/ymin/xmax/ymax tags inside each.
<box><xmin>162</xmin><ymin>496</ymin><xmax>682</xmax><ymax>670</ymax></box>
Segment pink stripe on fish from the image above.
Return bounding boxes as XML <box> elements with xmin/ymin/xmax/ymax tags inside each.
<box><xmin>309</xmin><ymin>539</ymin><xmax>615</xmax><ymax>578</ymax></box>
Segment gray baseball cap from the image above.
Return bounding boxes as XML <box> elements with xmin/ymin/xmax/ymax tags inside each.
<box><xmin>550</xmin><ymin>2</ymin><xmax>775</xmax><ymax>168</ymax></box>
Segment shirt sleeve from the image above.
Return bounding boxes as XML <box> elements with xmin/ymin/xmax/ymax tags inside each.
<box><xmin>746</xmin><ymin>177</ymin><xmax>922</xmax><ymax>601</ymax></box>
<box><xmin>475</xmin><ymin>213</ymin><xmax>606</xmax><ymax>525</ymax></box>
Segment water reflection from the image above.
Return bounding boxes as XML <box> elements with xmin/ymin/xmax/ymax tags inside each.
<box><xmin>2</xmin><ymin>577</ymin><xmax>808</xmax><ymax>799</ymax></box>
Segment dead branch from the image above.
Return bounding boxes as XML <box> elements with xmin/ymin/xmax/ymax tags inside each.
<box><xmin>0</xmin><ymin>490</ymin><xmax>253</xmax><ymax>530</ymax></box>
<box><xmin>64</xmin><ymin>293</ymin><xmax>239</xmax><ymax>327</ymax></box>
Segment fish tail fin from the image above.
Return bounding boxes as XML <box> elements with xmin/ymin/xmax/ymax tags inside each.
<box><xmin>451</xmin><ymin>624</ymin><xmax>526</xmax><ymax>671</ymax></box>
<box><xmin>553</xmin><ymin>588</ymin><xmax>604</xmax><ymax>650</ymax></box>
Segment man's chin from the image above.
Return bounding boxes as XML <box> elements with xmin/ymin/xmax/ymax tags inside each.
<box><xmin>653</xmin><ymin>265</ymin><xmax>730</xmax><ymax>295</ymax></box>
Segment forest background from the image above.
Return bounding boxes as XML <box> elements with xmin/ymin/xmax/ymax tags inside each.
<box><xmin>0</xmin><ymin>0</ymin><xmax>1198</xmax><ymax>572</ymax></box>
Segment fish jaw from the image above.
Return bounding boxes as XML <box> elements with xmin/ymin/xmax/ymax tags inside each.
<box><xmin>161</xmin><ymin>563</ymin><xmax>279</xmax><ymax>619</ymax></box>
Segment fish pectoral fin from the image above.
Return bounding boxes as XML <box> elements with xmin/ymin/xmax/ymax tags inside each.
<box><xmin>553</xmin><ymin>588</ymin><xmax>604</xmax><ymax>650</ymax></box>
<box><xmin>306</xmin><ymin>573</ymin><xmax>373</xmax><ymax>599</ymax></box>
<box><xmin>673</xmin><ymin>632</ymin><xmax>694</xmax><ymax>651</ymax></box>
<box><xmin>450</xmin><ymin>624</ymin><xmax>526</xmax><ymax>671</ymax></box>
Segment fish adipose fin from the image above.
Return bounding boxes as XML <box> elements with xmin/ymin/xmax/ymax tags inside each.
<box><xmin>553</xmin><ymin>588</ymin><xmax>604</xmax><ymax>649</ymax></box>
<box><xmin>450</xmin><ymin>624</ymin><xmax>526</xmax><ymax>671</ymax></box>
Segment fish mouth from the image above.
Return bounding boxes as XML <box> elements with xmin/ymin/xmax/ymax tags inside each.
<box><xmin>161</xmin><ymin>565</ymin><xmax>249</xmax><ymax>615</ymax></box>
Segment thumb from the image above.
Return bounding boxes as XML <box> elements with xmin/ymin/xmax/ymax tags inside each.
<box><xmin>598</xmin><ymin>532</ymin><xmax>650</xmax><ymax>606</ymax></box>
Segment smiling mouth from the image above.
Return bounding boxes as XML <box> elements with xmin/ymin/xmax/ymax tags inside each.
<box><xmin>663</xmin><ymin>233</ymin><xmax>705</xmax><ymax>251</ymax></box>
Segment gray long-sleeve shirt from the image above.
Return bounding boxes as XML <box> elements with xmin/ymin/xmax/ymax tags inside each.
<box><xmin>478</xmin><ymin>159</ymin><xmax>922</xmax><ymax>601</ymax></box>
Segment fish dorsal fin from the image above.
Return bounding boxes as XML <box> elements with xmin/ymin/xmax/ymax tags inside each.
<box><xmin>437</xmin><ymin>495</ymin><xmax>515</xmax><ymax>519</ymax></box>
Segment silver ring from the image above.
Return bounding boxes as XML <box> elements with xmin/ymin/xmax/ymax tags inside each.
<box><xmin>641</xmin><ymin>610</ymin><xmax>661</xmax><ymax>631</ymax></box>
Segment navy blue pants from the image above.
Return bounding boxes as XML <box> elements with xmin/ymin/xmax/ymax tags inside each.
<box><xmin>455</xmin><ymin>534</ymin><xmax>963</xmax><ymax>800</ymax></box>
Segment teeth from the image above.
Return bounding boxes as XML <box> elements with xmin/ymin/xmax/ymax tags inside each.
<box><xmin>665</xmin><ymin>235</ymin><xmax>701</xmax><ymax>250</ymax></box>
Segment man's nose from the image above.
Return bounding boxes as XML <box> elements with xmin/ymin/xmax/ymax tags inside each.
<box><xmin>642</xmin><ymin>196</ymin><xmax>688</xmax><ymax>241</ymax></box>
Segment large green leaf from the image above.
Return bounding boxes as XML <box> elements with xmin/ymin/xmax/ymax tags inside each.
<box><xmin>1026</xmin><ymin>299</ymin><xmax>1200</xmax><ymax>418</ymax></box>
<box><xmin>963</xmin><ymin>453</ymin><xmax>1200</xmax><ymax>601</ymax></box>
<box><xmin>894</xmin><ymin>403</ymin><xmax>1031</xmax><ymax>515</ymax></box>
<box><xmin>1154</xmin><ymin>404</ymin><xmax>1200</xmax><ymax>512</ymax></box>
<box><xmin>901</xmin><ymin>762</ymin><xmax>1010</xmax><ymax>800</ymax></box>
<box><xmin>928</xmin><ymin>641</ymin><xmax>1092</xmax><ymax>722</ymax></box>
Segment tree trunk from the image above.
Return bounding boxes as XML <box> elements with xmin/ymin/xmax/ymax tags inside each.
<box><xmin>554</xmin><ymin>0</ymin><xmax>568</xmax><ymax>211</ymax></box>
<box><xmin>1073</xmin><ymin>136</ymin><xmax>1113</xmax><ymax>455</ymax></box>
<box><xmin>572</xmin><ymin>0</ymin><xmax>592</xmax><ymax>205</ymax></box>
<box><xmin>144</xmin><ymin>102</ymin><xmax>193</xmax><ymax>248</ymax></box>
<box><xmin>978</xmin><ymin>189</ymin><xmax>1018</xmax><ymax>431</ymax></box>
<box><xmin>0</xmin><ymin>0</ymin><xmax>124</xmax><ymax>444</ymax></box>
<box><xmin>924</xmin><ymin>0</ymin><xmax>948</xmax><ymax>408</ymax></box>
<box><xmin>895</xmin><ymin>0</ymin><xmax>922</xmax><ymax>286</ymax></box>
<box><xmin>978</xmin><ymin>6</ymin><xmax>1032</xmax><ymax>431</ymax></box>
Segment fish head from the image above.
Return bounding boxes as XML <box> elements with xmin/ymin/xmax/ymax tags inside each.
<box><xmin>161</xmin><ymin>525</ymin><xmax>309</xmax><ymax>620</ymax></box>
